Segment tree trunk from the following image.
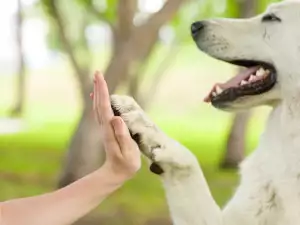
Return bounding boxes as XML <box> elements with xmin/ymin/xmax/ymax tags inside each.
<box><xmin>220</xmin><ymin>0</ymin><xmax>257</xmax><ymax>169</ymax></box>
<box><xmin>128</xmin><ymin>41</ymin><xmax>179</xmax><ymax>109</ymax></box>
<box><xmin>105</xmin><ymin>0</ymin><xmax>187</xmax><ymax>94</ymax></box>
<box><xmin>57</xmin><ymin>0</ymin><xmax>187</xmax><ymax>187</ymax></box>
<box><xmin>238</xmin><ymin>0</ymin><xmax>257</xmax><ymax>18</ymax></box>
<box><xmin>11</xmin><ymin>0</ymin><xmax>25</xmax><ymax>116</ymax></box>
<box><xmin>220</xmin><ymin>111</ymin><xmax>251</xmax><ymax>168</ymax></box>
<box><xmin>58</xmin><ymin>96</ymin><xmax>105</xmax><ymax>187</ymax></box>
<box><xmin>45</xmin><ymin>0</ymin><xmax>104</xmax><ymax>187</ymax></box>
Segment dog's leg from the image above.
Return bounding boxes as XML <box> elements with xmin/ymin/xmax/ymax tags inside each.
<box><xmin>111</xmin><ymin>95</ymin><xmax>222</xmax><ymax>225</ymax></box>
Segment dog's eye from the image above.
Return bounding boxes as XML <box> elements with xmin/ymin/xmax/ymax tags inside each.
<box><xmin>262</xmin><ymin>13</ymin><xmax>281</xmax><ymax>22</ymax></box>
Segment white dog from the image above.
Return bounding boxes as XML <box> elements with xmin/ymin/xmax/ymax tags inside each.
<box><xmin>111</xmin><ymin>1</ymin><xmax>300</xmax><ymax>224</ymax></box>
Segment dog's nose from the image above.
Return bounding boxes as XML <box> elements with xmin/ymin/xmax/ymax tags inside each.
<box><xmin>191</xmin><ymin>21</ymin><xmax>205</xmax><ymax>37</ymax></box>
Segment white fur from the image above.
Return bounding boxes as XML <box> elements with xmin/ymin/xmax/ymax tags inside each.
<box><xmin>111</xmin><ymin>95</ymin><xmax>221</xmax><ymax>225</ymax></box>
<box><xmin>110</xmin><ymin>1</ymin><xmax>300</xmax><ymax>224</ymax></box>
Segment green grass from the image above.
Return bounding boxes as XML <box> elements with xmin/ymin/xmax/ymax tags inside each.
<box><xmin>0</xmin><ymin>108</ymin><xmax>267</xmax><ymax>223</ymax></box>
<box><xmin>0</xmin><ymin>124</ymin><xmax>237</xmax><ymax>223</ymax></box>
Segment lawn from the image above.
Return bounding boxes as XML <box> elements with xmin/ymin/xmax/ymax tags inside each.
<box><xmin>0</xmin><ymin>44</ymin><xmax>271</xmax><ymax>224</ymax></box>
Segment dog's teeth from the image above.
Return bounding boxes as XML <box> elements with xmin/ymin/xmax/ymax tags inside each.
<box><xmin>265</xmin><ymin>69</ymin><xmax>270</xmax><ymax>75</ymax></box>
<box><xmin>249</xmin><ymin>75</ymin><xmax>256</xmax><ymax>82</ymax></box>
<box><xmin>256</xmin><ymin>68</ymin><xmax>265</xmax><ymax>77</ymax></box>
<box><xmin>212</xmin><ymin>92</ymin><xmax>217</xmax><ymax>97</ymax></box>
<box><xmin>241</xmin><ymin>80</ymin><xmax>248</xmax><ymax>85</ymax></box>
<box><xmin>216</xmin><ymin>86</ymin><xmax>223</xmax><ymax>94</ymax></box>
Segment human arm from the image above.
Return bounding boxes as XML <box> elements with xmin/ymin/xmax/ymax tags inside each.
<box><xmin>0</xmin><ymin>72</ymin><xmax>140</xmax><ymax>225</ymax></box>
<box><xmin>1</xmin><ymin>165</ymin><xmax>125</xmax><ymax>225</ymax></box>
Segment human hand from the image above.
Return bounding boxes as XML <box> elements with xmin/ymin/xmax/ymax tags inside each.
<box><xmin>91</xmin><ymin>71</ymin><xmax>141</xmax><ymax>181</ymax></box>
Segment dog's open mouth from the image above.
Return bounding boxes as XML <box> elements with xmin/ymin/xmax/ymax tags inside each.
<box><xmin>204</xmin><ymin>60</ymin><xmax>277</xmax><ymax>107</ymax></box>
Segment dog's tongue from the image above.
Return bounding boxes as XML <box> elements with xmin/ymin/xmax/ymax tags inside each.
<box><xmin>204</xmin><ymin>66</ymin><xmax>260</xmax><ymax>102</ymax></box>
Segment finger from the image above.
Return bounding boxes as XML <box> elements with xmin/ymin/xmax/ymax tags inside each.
<box><xmin>90</xmin><ymin>91</ymin><xmax>97</xmax><ymax>121</ymax></box>
<box><xmin>93</xmin><ymin>72</ymin><xmax>120</xmax><ymax>155</ymax></box>
<box><xmin>93</xmin><ymin>73</ymin><xmax>100</xmax><ymax>124</ymax></box>
<box><xmin>99</xmin><ymin>117</ymin><xmax>124</xmax><ymax>159</ymax></box>
<box><xmin>111</xmin><ymin>116</ymin><xmax>135</xmax><ymax>154</ymax></box>
<box><xmin>93</xmin><ymin>73</ymin><xmax>97</xmax><ymax>111</ymax></box>
<box><xmin>94</xmin><ymin>71</ymin><xmax>114</xmax><ymax>124</ymax></box>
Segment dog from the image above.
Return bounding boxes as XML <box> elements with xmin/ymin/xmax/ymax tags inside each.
<box><xmin>110</xmin><ymin>1</ymin><xmax>300</xmax><ymax>224</ymax></box>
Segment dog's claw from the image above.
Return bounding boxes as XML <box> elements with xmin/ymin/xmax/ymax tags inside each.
<box><xmin>150</xmin><ymin>162</ymin><xmax>164</xmax><ymax>175</ymax></box>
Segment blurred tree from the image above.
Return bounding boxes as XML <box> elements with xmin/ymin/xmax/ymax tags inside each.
<box><xmin>128</xmin><ymin>0</ymin><xmax>201</xmax><ymax>109</ymax></box>
<box><xmin>11</xmin><ymin>0</ymin><xmax>26</xmax><ymax>116</ymax></box>
<box><xmin>40</xmin><ymin>0</ymin><xmax>190</xmax><ymax>187</ymax></box>
<box><xmin>220</xmin><ymin>0</ymin><xmax>257</xmax><ymax>169</ymax></box>
<box><xmin>220</xmin><ymin>0</ymin><xmax>281</xmax><ymax>169</ymax></box>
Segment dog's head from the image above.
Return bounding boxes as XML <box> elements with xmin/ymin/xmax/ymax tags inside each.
<box><xmin>192</xmin><ymin>0</ymin><xmax>300</xmax><ymax>111</ymax></box>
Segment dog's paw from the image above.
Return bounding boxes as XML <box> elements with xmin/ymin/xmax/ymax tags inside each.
<box><xmin>110</xmin><ymin>95</ymin><xmax>198</xmax><ymax>175</ymax></box>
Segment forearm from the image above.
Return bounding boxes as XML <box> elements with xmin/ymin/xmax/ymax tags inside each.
<box><xmin>0</xmin><ymin>166</ymin><xmax>125</xmax><ymax>225</ymax></box>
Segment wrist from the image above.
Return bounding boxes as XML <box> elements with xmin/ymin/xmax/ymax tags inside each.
<box><xmin>98</xmin><ymin>163</ymin><xmax>131</xmax><ymax>185</ymax></box>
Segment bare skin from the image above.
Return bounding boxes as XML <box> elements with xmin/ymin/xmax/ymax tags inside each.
<box><xmin>0</xmin><ymin>72</ymin><xmax>140</xmax><ymax>225</ymax></box>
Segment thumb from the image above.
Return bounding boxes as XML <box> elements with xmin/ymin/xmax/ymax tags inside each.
<box><xmin>111</xmin><ymin>116</ymin><xmax>132</xmax><ymax>152</ymax></box>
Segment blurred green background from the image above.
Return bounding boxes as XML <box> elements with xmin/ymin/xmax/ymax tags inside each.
<box><xmin>0</xmin><ymin>0</ymin><xmax>280</xmax><ymax>224</ymax></box>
